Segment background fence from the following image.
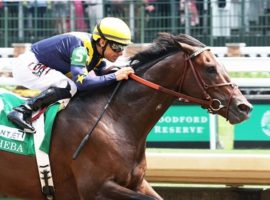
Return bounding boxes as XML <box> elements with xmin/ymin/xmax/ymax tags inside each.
<box><xmin>0</xmin><ymin>0</ymin><xmax>270</xmax><ymax>47</ymax></box>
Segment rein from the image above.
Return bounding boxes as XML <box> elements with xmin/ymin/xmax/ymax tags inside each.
<box><xmin>73</xmin><ymin>81</ymin><xmax>123</xmax><ymax>160</ymax></box>
<box><xmin>129</xmin><ymin>73</ymin><xmax>211</xmax><ymax>107</ymax></box>
<box><xmin>129</xmin><ymin>47</ymin><xmax>236</xmax><ymax>114</ymax></box>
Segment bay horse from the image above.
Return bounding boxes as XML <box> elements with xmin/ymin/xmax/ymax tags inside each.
<box><xmin>0</xmin><ymin>32</ymin><xmax>252</xmax><ymax>200</ymax></box>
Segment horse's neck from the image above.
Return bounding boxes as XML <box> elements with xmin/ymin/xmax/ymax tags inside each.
<box><xmin>115</xmin><ymin>89</ymin><xmax>174</xmax><ymax>134</ymax></box>
<box><xmin>111</xmin><ymin>52</ymin><xmax>184</xmax><ymax>142</ymax></box>
<box><xmin>64</xmin><ymin>52</ymin><xmax>184</xmax><ymax>153</ymax></box>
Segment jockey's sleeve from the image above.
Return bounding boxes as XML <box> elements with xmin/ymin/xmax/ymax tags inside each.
<box><xmin>93</xmin><ymin>61</ymin><xmax>108</xmax><ymax>75</ymax></box>
<box><xmin>70</xmin><ymin>47</ymin><xmax>116</xmax><ymax>91</ymax></box>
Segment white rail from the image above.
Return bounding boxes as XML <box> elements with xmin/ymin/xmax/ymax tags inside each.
<box><xmin>0</xmin><ymin>48</ymin><xmax>14</xmax><ymax>58</ymax></box>
<box><xmin>219</xmin><ymin>57</ymin><xmax>270</xmax><ymax>72</ymax></box>
<box><xmin>210</xmin><ymin>46</ymin><xmax>270</xmax><ymax>58</ymax></box>
<box><xmin>0</xmin><ymin>58</ymin><xmax>16</xmax><ymax>72</ymax></box>
<box><xmin>146</xmin><ymin>152</ymin><xmax>270</xmax><ymax>185</ymax></box>
<box><xmin>1</xmin><ymin>57</ymin><xmax>270</xmax><ymax>86</ymax></box>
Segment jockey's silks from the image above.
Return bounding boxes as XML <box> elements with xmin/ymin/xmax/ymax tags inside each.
<box><xmin>31</xmin><ymin>32</ymin><xmax>116</xmax><ymax>91</ymax></box>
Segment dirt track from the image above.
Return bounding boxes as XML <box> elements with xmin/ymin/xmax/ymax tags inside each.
<box><xmin>154</xmin><ymin>186</ymin><xmax>270</xmax><ymax>200</ymax></box>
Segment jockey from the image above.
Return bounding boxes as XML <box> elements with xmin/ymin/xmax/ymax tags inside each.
<box><xmin>8</xmin><ymin>17</ymin><xmax>134</xmax><ymax>134</ymax></box>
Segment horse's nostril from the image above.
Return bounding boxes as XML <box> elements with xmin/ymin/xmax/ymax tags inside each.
<box><xmin>238</xmin><ymin>103</ymin><xmax>253</xmax><ymax>114</ymax></box>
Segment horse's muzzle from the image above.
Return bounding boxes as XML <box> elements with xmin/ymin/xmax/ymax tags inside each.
<box><xmin>228</xmin><ymin>100</ymin><xmax>253</xmax><ymax>124</ymax></box>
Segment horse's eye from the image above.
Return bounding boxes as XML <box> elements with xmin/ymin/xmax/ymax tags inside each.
<box><xmin>206</xmin><ymin>66</ymin><xmax>217</xmax><ymax>74</ymax></box>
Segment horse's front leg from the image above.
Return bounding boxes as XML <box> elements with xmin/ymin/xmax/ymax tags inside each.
<box><xmin>138</xmin><ymin>179</ymin><xmax>163</xmax><ymax>200</ymax></box>
<box><xmin>96</xmin><ymin>180</ymin><xmax>160</xmax><ymax>200</ymax></box>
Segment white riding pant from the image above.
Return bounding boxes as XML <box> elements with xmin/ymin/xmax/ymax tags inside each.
<box><xmin>12</xmin><ymin>51</ymin><xmax>77</xmax><ymax>107</ymax></box>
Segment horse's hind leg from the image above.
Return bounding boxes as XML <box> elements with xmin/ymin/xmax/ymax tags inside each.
<box><xmin>96</xmin><ymin>180</ymin><xmax>161</xmax><ymax>200</ymax></box>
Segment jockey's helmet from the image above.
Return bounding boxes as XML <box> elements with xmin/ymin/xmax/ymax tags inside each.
<box><xmin>92</xmin><ymin>17</ymin><xmax>131</xmax><ymax>45</ymax></box>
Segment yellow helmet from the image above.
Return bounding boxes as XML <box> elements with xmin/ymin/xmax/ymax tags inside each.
<box><xmin>92</xmin><ymin>17</ymin><xmax>131</xmax><ymax>45</ymax></box>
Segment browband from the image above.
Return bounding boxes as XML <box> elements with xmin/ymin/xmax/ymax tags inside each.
<box><xmin>187</xmin><ymin>47</ymin><xmax>211</xmax><ymax>60</ymax></box>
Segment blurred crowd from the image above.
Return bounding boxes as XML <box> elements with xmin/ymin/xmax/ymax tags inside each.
<box><xmin>0</xmin><ymin>0</ymin><xmax>270</xmax><ymax>44</ymax></box>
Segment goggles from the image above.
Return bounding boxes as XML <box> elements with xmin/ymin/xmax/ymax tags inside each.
<box><xmin>109</xmin><ymin>42</ymin><xmax>126</xmax><ymax>53</ymax></box>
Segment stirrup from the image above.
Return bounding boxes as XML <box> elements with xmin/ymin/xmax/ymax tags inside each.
<box><xmin>7</xmin><ymin>110</ymin><xmax>36</xmax><ymax>134</ymax></box>
<box><xmin>23</xmin><ymin>127</ymin><xmax>36</xmax><ymax>134</ymax></box>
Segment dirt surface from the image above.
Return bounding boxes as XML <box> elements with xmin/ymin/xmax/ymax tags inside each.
<box><xmin>154</xmin><ymin>186</ymin><xmax>270</xmax><ymax>200</ymax></box>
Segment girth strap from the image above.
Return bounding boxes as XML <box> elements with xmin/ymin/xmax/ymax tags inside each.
<box><xmin>33</xmin><ymin>113</ymin><xmax>55</xmax><ymax>200</ymax></box>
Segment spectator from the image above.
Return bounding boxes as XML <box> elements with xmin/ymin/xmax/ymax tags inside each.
<box><xmin>143</xmin><ymin>0</ymin><xmax>171</xmax><ymax>41</ymax></box>
<box><xmin>4</xmin><ymin>0</ymin><xmax>20</xmax><ymax>41</ymax></box>
<box><xmin>83</xmin><ymin>0</ymin><xmax>103</xmax><ymax>31</ymax></box>
<box><xmin>52</xmin><ymin>1</ymin><xmax>69</xmax><ymax>34</ymax></box>
<box><xmin>109</xmin><ymin>0</ymin><xmax>127</xmax><ymax>17</ymax></box>
<box><xmin>195</xmin><ymin>0</ymin><xmax>210</xmax><ymax>35</ymax></box>
<box><xmin>74</xmin><ymin>1</ymin><xmax>87</xmax><ymax>31</ymax></box>
<box><xmin>27</xmin><ymin>0</ymin><xmax>50</xmax><ymax>39</ymax></box>
<box><xmin>180</xmin><ymin>0</ymin><xmax>199</xmax><ymax>27</ymax></box>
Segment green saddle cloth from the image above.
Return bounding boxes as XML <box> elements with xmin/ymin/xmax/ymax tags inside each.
<box><xmin>0</xmin><ymin>90</ymin><xmax>60</xmax><ymax>156</ymax></box>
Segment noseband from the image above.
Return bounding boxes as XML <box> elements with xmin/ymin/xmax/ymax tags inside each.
<box><xmin>130</xmin><ymin>46</ymin><xmax>237</xmax><ymax>119</ymax></box>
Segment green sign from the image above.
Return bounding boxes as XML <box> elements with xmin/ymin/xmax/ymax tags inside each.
<box><xmin>147</xmin><ymin>105</ymin><xmax>216</xmax><ymax>143</ymax></box>
<box><xmin>235</xmin><ymin>104</ymin><xmax>270</xmax><ymax>141</ymax></box>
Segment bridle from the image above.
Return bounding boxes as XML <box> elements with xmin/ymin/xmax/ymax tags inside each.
<box><xmin>129</xmin><ymin>46</ymin><xmax>238</xmax><ymax>118</ymax></box>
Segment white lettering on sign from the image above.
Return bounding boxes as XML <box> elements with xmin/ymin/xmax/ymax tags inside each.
<box><xmin>154</xmin><ymin>126</ymin><xmax>204</xmax><ymax>134</ymax></box>
<box><xmin>158</xmin><ymin>116</ymin><xmax>208</xmax><ymax>124</ymax></box>
<box><xmin>0</xmin><ymin>138</ymin><xmax>24</xmax><ymax>153</ymax></box>
<box><xmin>0</xmin><ymin>125</ymin><xmax>26</xmax><ymax>141</ymax></box>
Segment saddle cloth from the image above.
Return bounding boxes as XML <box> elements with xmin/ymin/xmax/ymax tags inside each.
<box><xmin>0</xmin><ymin>89</ymin><xmax>60</xmax><ymax>156</ymax></box>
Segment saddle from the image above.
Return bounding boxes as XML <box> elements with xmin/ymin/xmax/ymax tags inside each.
<box><xmin>0</xmin><ymin>89</ymin><xmax>60</xmax><ymax>199</ymax></box>
<box><xmin>0</xmin><ymin>90</ymin><xmax>60</xmax><ymax>155</ymax></box>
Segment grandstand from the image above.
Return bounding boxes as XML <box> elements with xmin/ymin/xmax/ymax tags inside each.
<box><xmin>0</xmin><ymin>1</ymin><xmax>270</xmax><ymax>46</ymax></box>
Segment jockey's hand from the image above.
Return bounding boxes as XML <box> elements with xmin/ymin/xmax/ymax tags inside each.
<box><xmin>115</xmin><ymin>67</ymin><xmax>134</xmax><ymax>81</ymax></box>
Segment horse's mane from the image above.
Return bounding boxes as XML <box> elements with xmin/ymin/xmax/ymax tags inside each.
<box><xmin>130</xmin><ymin>32</ymin><xmax>206</xmax><ymax>68</ymax></box>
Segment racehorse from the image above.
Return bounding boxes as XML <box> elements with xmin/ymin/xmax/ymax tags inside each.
<box><xmin>0</xmin><ymin>32</ymin><xmax>252</xmax><ymax>200</ymax></box>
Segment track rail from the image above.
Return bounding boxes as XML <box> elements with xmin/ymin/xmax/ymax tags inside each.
<box><xmin>146</xmin><ymin>152</ymin><xmax>270</xmax><ymax>185</ymax></box>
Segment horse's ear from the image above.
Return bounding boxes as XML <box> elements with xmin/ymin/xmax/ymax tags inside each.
<box><xmin>178</xmin><ymin>42</ymin><xmax>195</xmax><ymax>54</ymax></box>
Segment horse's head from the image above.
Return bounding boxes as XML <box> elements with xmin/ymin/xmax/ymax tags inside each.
<box><xmin>130</xmin><ymin>33</ymin><xmax>252</xmax><ymax>124</ymax></box>
<box><xmin>177</xmin><ymin>38</ymin><xmax>252</xmax><ymax>124</ymax></box>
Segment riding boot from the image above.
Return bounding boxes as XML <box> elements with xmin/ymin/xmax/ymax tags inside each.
<box><xmin>7</xmin><ymin>84</ymin><xmax>72</xmax><ymax>133</ymax></box>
